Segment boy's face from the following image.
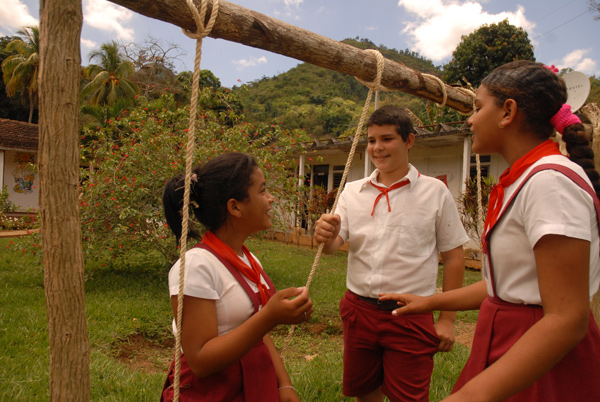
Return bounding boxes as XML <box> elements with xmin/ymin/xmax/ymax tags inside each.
<box><xmin>367</xmin><ymin>124</ymin><xmax>415</xmax><ymax>184</ymax></box>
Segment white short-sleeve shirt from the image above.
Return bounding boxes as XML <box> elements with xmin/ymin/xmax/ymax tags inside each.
<box><xmin>483</xmin><ymin>155</ymin><xmax>600</xmax><ymax>304</ymax></box>
<box><xmin>168</xmin><ymin>247</ymin><xmax>272</xmax><ymax>336</ymax></box>
<box><xmin>338</xmin><ymin>164</ymin><xmax>469</xmax><ymax>297</ymax></box>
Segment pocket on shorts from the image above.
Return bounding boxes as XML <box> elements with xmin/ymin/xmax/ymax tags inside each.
<box><xmin>339</xmin><ymin>295</ymin><xmax>356</xmax><ymax>325</ymax></box>
<box><xmin>406</xmin><ymin>314</ymin><xmax>440</xmax><ymax>351</ymax></box>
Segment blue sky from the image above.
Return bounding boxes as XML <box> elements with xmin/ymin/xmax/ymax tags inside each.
<box><xmin>1</xmin><ymin>0</ymin><xmax>599</xmax><ymax>88</ymax></box>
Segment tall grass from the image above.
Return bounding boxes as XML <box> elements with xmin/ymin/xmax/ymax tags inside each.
<box><xmin>0</xmin><ymin>236</ymin><xmax>480</xmax><ymax>401</ymax></box>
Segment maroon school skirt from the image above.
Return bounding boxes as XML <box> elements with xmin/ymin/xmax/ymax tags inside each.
<box><xmin>160</xmin><ymin>340</ymin><xmax>278</xmax><ymax>402</ymax></box>
<box><xmin>453</xmin><ymin>296</ymin><xmax>600</xmax><ymax>401</ymax></box>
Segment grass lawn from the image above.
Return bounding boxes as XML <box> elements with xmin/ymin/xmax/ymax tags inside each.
<box><xmin>0</xmin><ymin>236</ymin><xmax>481</xmax><ymax>401</ymax></box>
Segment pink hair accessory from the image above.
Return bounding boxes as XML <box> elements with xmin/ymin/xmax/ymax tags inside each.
<box><xmin>550</xmin><ymin>104</ymin><xmax>581</xmax><ymax>134</ymax></box>
<box><xmin>544</xmin><ymin>64</ymin><xmax>559</xmax><ymax>74</ymax></box>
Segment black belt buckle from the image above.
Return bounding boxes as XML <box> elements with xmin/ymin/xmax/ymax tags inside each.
<box><xmin>376</xmin><ymin>298</ymin><xmax>400</xmax><ymax>311</ymax></box>
<box><xmin>357</xmin><ymin>294</ymin><xmax>398</xmax><ymax>311</ymax></box>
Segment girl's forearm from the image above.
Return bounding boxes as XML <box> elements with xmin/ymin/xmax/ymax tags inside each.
<box><xmin>432</xmin><ymin>280</ymin><xmax>489</xmax><ymax>311</ymax></box>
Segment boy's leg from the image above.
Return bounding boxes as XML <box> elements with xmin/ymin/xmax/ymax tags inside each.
<box><xmin>340</xmin><ymin>291</ymin><xmax>386</xmax><ymax>398</ymax></box>
<box><xmin>380</xmin><ymin>313</ymin><xmax>440</xmax><ymax>402</ymax></box>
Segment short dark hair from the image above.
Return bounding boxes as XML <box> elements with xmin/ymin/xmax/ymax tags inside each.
<box><xmin>162</xmin><ymin>152</ymin><xmax>258</xmax><ymax>241</ymax></box>
<box><xmin>366</xmin><ymin>105</ymin><xmax>415</xmax><ymax>141</ymax></box>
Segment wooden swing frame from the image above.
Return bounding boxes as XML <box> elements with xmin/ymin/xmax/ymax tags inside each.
<box><xmin>38</xmin><ymin>0</ymin><xmax>600</xmax><ymax>400</ymax></box>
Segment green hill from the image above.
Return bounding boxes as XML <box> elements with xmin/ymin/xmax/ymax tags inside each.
<box><xmin>231</xmin><ymin>38</ymin><xmax>446</xmax><ymax>138</ymax></box>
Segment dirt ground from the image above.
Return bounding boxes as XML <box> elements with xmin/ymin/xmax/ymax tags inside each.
<box><xmin>115</xmin><ymin>319</ymin><xmax>476</xmax><ymax>374</ymax></box>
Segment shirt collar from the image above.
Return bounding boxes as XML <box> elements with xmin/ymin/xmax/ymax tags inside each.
<box><xmin>359</xmin><ymin>164</ymin><xmax>419</xmax><ymax>192</ymax></box>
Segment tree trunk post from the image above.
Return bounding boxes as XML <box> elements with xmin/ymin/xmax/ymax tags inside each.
<box><xmin>39</xmin><ymin>0</ymin><xmax>90</xmax><ymax>400</ymax></box>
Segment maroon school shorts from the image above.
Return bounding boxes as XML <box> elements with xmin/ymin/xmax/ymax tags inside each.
<box><xmin>340</xmin><ymin>290</ymin><xmax>440</xmax><ymax>402</ymax></box>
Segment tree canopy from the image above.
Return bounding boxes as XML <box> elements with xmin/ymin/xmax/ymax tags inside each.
<box><xmin>0</xmin><ymin>35</ymin><xmax>32</xmax><ymax>122</ymax></box>
<box><xmin>232</xmin><ymin>38</ymin><xmax>447</xmax><ymax>138</ymax></box>
<box><xmin>1</xmin><ymin>26</ymin><xmax>40</xmax><ymax>123</ymax></box>
<box><xmin>592</xmin><ymin>0</ymin><xmax>600</xmax><ymax>20</ymax></box>
<box><xmin>443</xmin><ymin>19</ymin><xmax>535</xmax><ymax>87</ymax></box>
<box><xmin>81</xmin><ymin>41</ymin><xmax>139</xmax><ymax>106</ymax></box>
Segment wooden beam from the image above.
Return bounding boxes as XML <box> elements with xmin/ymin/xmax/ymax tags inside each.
<box><xmin>108</xmin><ymin>0</ymin><xmax>475</xmax><ymax>114</ymax></box>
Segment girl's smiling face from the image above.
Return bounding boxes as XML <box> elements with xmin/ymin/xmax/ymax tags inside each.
<box><xmin>238</xmin><ymin>167</ymin><xmax>274</xmax><ymax>233</ymax></box>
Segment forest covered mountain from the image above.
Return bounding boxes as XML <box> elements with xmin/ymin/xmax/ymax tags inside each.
<box><xmin>230</xmin><ymin>38</ymin><xmax>458</xmax><ymax>138</ymax></box>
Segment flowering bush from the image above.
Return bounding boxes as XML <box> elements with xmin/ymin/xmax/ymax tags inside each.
<box><xmin>79</xmin><ymin>91</ymin><xmax>309</xmax><ymax>264</ymax></box>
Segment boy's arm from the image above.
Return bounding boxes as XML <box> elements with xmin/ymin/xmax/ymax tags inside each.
<box><xmin>436</xmin><ymin>245</ymin><xmax>465</xmax><ymax>352</ymax></box>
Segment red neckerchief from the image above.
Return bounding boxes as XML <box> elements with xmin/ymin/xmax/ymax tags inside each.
<box><xmin>482</xmin><ymin>140</ymin><xmax>562</xmax><ymax>253</ymax></box>
<box><xmin>201</xmin><ymin>231</ymin><xmax>270</xmax><ymax>306</ymax></box>
<box><xmin>369</xmin><ymin>179</ymin><xmax>410</xmax><ymax>216</ymax></box>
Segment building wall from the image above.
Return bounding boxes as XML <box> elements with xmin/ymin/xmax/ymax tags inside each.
<box><xmin>2</xmin><ymin>150</ymin><xmax>39</xmax><ymax>210</ymax></box>
<box><xmin>304</xmin><ymin>144</ymin><xmax>470</xmax><ymax>201</ymax></box>
<box><xmin>411</xmin><ymin>144</ymin><xmax>465</xmax><ymax>199</ymax></box>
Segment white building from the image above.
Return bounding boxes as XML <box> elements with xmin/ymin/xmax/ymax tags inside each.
<box><xmin>0</xmin><ymin>119</ymin><xmax>39</xmax><ymax>211</ymax></box>
<box><xmin>297</xmin><ymin>121</ymin><xmax>507</xmax><ymax>204</ymax></box>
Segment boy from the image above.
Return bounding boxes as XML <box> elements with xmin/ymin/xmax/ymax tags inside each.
<box><xmin>314</xmin><ymin>105</ymin><xmax>469</xmax><ymax>402</ymax></box>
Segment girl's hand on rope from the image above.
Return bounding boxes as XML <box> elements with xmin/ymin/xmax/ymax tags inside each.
<box><xmin>378</xmin><ymin>293</ymin><xmax>433</xmax><ymax>317</ymax></box>
<box><xmin>263</xmin><ymin>287</ymin><xmax>313</xmax><ymax>326</ymax></box>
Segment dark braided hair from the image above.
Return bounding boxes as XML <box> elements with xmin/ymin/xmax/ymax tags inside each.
<box><xmin>482</xmin><ymin>60</ymin><xmax>600</xmax><ymax>197</ymax></box>
<box><xmin>162</xmin><ymin>152</ymin><xmax>258</xmax><ymax>242</ymax></box>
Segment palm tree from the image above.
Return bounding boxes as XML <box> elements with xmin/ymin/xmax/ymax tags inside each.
<box><xmin>1</xmin><ymin>26</ymin><xmax>39</xmax><ymax>123</ymax></box>
<box><xmin>80</xmin><ymin>41</ymin><xmax>139</xmax><ymax>106</ymax></box>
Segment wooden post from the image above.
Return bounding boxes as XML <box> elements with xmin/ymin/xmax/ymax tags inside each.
<box><xmin>39</xmin><ymin>0</ymin><xmax>90</xmax><ymax>400</ymax></box>
<box><xmin>108</xmin><ymin>0</ymin><xmax>474</xmax><ymax>114</ymax></box>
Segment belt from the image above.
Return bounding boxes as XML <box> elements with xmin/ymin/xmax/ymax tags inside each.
<box><xmin>355</xmin><ymin>294</ymin><xmax>400</xmax><ymax>311</ymax></box>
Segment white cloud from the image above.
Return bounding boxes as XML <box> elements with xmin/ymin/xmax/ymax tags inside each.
<box><xmin>232</xmin><ymin>56</ymin><xmax>268</xmax><ymax>71</ymax></box>
<box><xmin>84</xmin><ymin>0</ymin><xmax>134</xmax><ymax>41</ymax></box>
<box><xmin>0</xmin><ymin>0</ymin><xmax>38</xmax><ymax>35</ymax></box>
<box><xmin>81</xmin><ymin>38</ymin><xmax>97</xmax><ymax>49</ymax></box>
<box><xmin>283</xmin><ymin>0</ymin><xmax>303</xmax><ymax>6</ymax></box>
<box><xmin>397</xmin><ymin>0</ymin><xmax>535</xmax><ymax>62</ymax></box>
<box><xmin>273</xmin><ymin>0</ymin><xmax>303</xmax><ymax>21</ymax></box>
<box><xmin>556</xmin><ymin>49</ymin><xmax>598</xmax><ymax>75</ymax></box>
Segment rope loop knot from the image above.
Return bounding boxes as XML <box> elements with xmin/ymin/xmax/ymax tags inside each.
<box><xmin>183</xmin><ymin>0</ymin><xmax>220</xmax><ymax>40</ymax></box>
<box><xmin>355</xmin><ymin>49</ymin><xmax>390</xmax><ymax>92</ymax></box>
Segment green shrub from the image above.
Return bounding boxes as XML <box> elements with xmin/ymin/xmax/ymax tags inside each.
<box><xmin>78</xmin><ymin>91</ymin><xmax>310</xmax><ymax>265</ymax></box>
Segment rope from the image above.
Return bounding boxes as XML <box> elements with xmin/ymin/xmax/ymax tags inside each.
<box><xmin>456</xmin><ymin>86</ymin><xmax>476</xmax><ymax>116</ymax></box>
<box><xmin>475</xmin><ymin>153</ymin><xmax>484</xmax><ymax>248</ymax></box>
<box><xmin>281</xmin><ymin>49</ymin><xmax>386</xmax><ymax>358</ymax></box>
<box><xmin>423</xmin><ymin>73</ymin><xmax>447</xmax><ymax>108</ymax></box>
<box><xmin>173</xmin><ymin>1</ymin><xmax>219</xmax><ymax>401</ymax></box>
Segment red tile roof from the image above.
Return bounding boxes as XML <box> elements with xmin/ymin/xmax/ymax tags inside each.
<box><xmin>0</xmin><ymin>118</ymin><xmax>38</xmax><ymax>151</ymax></box>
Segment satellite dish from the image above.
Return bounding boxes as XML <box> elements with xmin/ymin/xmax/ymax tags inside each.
<box><xmin>562</xmin><ymin>71</ymin><xmax>591</xmax><ymax>112</ymax></box>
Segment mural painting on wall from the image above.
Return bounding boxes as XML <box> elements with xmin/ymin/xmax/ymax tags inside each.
<box><xmin>12</xmin><ymin>152</ymin><xmax>36</xmax><ymax>194</ymax></box>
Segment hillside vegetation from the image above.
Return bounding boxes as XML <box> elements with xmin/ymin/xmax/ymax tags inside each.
<box><xmin>231</xmin><ymin>38</ymin><xmax>458</xmax><ymax>138</ymax></box>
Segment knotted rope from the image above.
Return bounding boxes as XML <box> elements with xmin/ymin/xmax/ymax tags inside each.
<box><xmin>173</xmin><ymin>1</ymin><xmax>219</xmax><ymax>401</ymax></box>
<box><xmin>281</xmin><ymin>49</ymin><xmax>387</xmax><ymax>357</ymax></box>
<box><xmin>423</xmin><ymin>73</ymin><xmax>448</xmax><ymax>108</ymax></box>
